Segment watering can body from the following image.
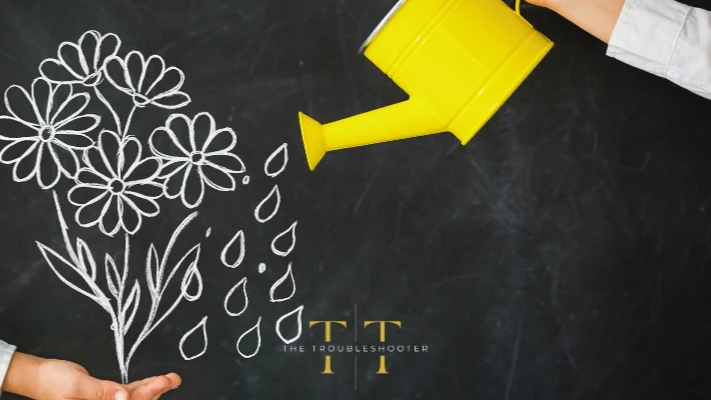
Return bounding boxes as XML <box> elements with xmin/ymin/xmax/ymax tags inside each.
<box><xmin>299</xmin><ymin>0</ymin><xmax>553</xmax><ymax>170</ymax></box>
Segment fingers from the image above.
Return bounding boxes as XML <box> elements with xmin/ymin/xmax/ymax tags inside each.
<box><xmin>124</xmin><ymin>373</ymin><xmax>181</xmax><ymax>400</ymax></box>
<box><xmin>72</xmin><ymin>373</ymin><xmax>129</xmax><ymax>400</ymax></box>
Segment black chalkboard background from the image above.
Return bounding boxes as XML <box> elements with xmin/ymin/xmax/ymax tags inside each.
<box><xmin>2</xmin><ymin>0</ymin><xmax>711</xmax><ymax>399</ymax></box>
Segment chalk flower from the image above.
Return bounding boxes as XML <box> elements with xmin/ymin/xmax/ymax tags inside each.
<box><xmin>0</xmin><ymin>78</ymin><xmax>100</xmax><ymax>188</ymax></box>
<box><xmin>149</xmin><ymin>112</ymin><xmax>245</xmax><ymax>209</ymax></box>
<box><xmin>103</xmin><ymin>51</ymin><xmax>191</xmax><ymax>109</ymax></box>
<box><xmin>39</xmin><ymin>30</ymin><xmax>121</xmax><ymax>87</ymax></box>
<box><xmin>68</xmin><ymin>130</ymin><xmax>163</xmax><ymax>236</ymax></box>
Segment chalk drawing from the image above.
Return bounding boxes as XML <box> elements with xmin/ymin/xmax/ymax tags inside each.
<box><xmin>269</xmin><ymin>262</ymin><xmax>296</xmax><ymax>303</ymax></box>
<box><xmin>149</xmin><ymin>112</ymin><xmax>246</xmax><ymax>209</ymax></box>
<box><xmin>271</xmin><ymin>221</ymin><xmax>297</xmax><ymax>257</ymax></box>
<box><xmin>179</xmin><ymin>316</ymin><xmax>209</xmax><ymax>361</ymax></box>
<box><xmin>236</xmin><ymin>316</ymin><xmax>262</xmax><ymax>359</ymax></box>
<box><xmin>69</xmin><ymin>130</ymin><xmax>163</xmax><ymax>236</ymax></box>
<box><xmin>258</xmin><ymin>263</ymin><xmax>266</xmax><ymax>274</ymax></box>
<box><xmin>0</xmin><ymin>29</ymin><xmax>249</xmax><ymax>239</ymax></box>
<box><xmin>0</xmin><ymin>78</ymin><xmax>100</xmax><ymax>189</ymax></box>
<box><xmin>221</xmin><ymin>230</ymin><xmax>246</xmax><ymax>268</ymax></box>
<box><xmin>254</xmin><ymin>184</ymin><xmax>281</xmax><ymax>223</ymax></box>
<box><xmin>264</xmin><ymin>143</ymin><xmax>288</xmax><ymax>178</ymax></box>
<box><xmin>275</xmin><ymin>305</ymin><xmax>303</xmax><ymax>345</ymax></box>
<box><xmin>37</xmin><ymin>191</ymin><xmax>203</xmax><ymax>383</ymax></box>
<box><xmin>104</xmin><ymin>50</ymin><xmax>191</xmax><ymax>112</ymax></box>
<box><xmin>224</xmin><ymin>277</ymin><xmax>249</xmax><ymax>317</ymax></box>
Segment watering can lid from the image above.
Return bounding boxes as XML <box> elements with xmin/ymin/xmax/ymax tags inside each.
<box><xmin>358</xmin><ymin>0</ymin><xmax>407</xmax><ymax>54</ymax></box>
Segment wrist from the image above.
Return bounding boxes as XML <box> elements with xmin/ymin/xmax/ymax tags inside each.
<box><xmin>2</xmin><ymin>352</ymin><xmax>45</xmax><ymax>399</ymax></box>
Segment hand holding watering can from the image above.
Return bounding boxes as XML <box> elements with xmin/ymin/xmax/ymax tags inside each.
<box><xmin>298</xmin><ymin>0</ymin><xmax>628</xmax><ymax>170</ymax></box>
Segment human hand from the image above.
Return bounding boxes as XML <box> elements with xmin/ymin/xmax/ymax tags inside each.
<box><xmin>524</xmin><ymin>0</ymin><xmax>563</xmax><ymax>11</ymax></box>
<box><xmin>3</xmin><ymin>352</ymin><xmax>181</xmax><ymax>400</ymax></box>
<box><xmin>523</xmin><ymin>0</ymin><xmax>625</xmax><ymax>43</ymax></box>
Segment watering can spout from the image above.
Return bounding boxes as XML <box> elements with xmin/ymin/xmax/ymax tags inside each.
<box><xmin>299</xmin><ymin>97</ymin><xmax>445</xmax><ymax>170</ymax></box>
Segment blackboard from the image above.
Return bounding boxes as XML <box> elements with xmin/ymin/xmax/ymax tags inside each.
<box><xmin>2</xmin><ymin>0</ymin><xmax>711</xmax><ymax>399</ymax></box>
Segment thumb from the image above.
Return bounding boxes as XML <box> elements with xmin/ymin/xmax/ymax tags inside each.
<box><xmin>74</xmin><ymin>374</ymin><xmax>129</xmax><ymax>400</ymax></box>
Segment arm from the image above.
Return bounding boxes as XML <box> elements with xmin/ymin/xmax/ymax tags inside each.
<box><xmin>1</xmin><ymin>346</ymin><xmax>181</xmax><ymax>400</ymax></box>
<box><xmin>0</xmin><ymin>340</ymin><xmax>16</xmax><ymax>397</ymax></box>
<box><xmin>528</xmin><ymin>0</ymin><xmax>711</xmax><ymax>100</ymax></box>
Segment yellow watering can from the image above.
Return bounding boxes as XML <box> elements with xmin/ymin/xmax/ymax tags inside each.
<box><xmin>298</xmin><ymin>0</ymin><xmax>553</xmax><ymax>170</ymax></box>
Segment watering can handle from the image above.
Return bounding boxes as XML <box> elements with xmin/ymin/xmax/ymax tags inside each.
<box><xmin>514</xmin><ymin>0</ymin><xmax>522</xmax><ymax>15</ymax></box>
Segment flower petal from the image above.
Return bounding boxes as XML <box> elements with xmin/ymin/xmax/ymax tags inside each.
<box><xmin>0</xmin><ymin>115</ymin><xmax>39</xmax><ymax>140</ymax></box>
<box><xmin>75</xmin><ymin>191</ymin><xmax>109</xmax><ymax>228</ymax></box>
<box><xmin>0</xmin><ymin>139</ymin><xmax>38</xmax><ymax>164</ymax></box>
<box><xmin>119</xmin><ymin>195</ymin><xmax>142</xmax><ymax>235</ymax></box>
<box><xmin>36</xmin><ymin>142</ymin><xmax>62</xmax><ymax>189</ymax></box>
<box><xmin>138</xmin><ymin>55</ymin><xmax>166</xmax><ymax>95</ymax></box>
<box><xmin>191</xmin><ymin>112</ymin><xmax>215</xmax><ymax>153</ymax></box>
<box><xmin>125</xmin><ymin>156</ymin><xmax>160</xmax><ymax>182</ymax></box>
<box><xmin>103</xmin><ymin>56</ymin><xmax>132</xmax><ymax>94</ymax></box>
<box><xmin>5</xmin><ymin>84</ymin><xmax>41</xmax><ymax>127</ymax></box>
<box><xmin>125</xmin><ymin>181</ymin><xmax>163</xmax><ymax>199</ymax></box>
<box><xmin>149</xmin><ymin>126</ymin><xmax>189</xmax><ymax>160</ymax></box>
<box><xmin>78</xmin><ymin>31</ymin><xmax>100</xmax><ymax>73</ymax></box>
<box><xmin>76</xmin><ymin>167</ymin><xmax>109</xmax><ymax>186</ymax></box>
<box><xmin>58</xmin><ymin>41</ymin><xmax>88</xmax><ymax>79</ymax></box>
<box><xmin>31</xmin><ymin>78</ymin><xmax>52</xmax><ymax>124</ymax></box>
<box><xmin>205</xmin><ymin>153</ymin><xmax>245</xmax><ymax>173</ymax></box>
<box><xmin>55</xmin><ymin>114</ymin><xmax>100</xmax><ymax>134</ymax></box>
<box><xmin>97</xmin><ymin>33</ymin><xmax>121</xmax><ymax>71</ymax></box>
<box><xmin>203</xmin><ymin>127</ymin><xmax>236</xmax><ymax>154</ymax></box>
<box><xmin>81</xmin><ymin>147</ymin><xmax>112</xmax><ymax>181</ymax></box>
<box><xmin>181</xmin><ymin>164</ymin><xmax>204</xmax><ymax>208</ymax></box>
<box><xmin>146</xmin><ymin>65</ymin><xmax>184</xmax><ymax>98</ymax></box>
<box><xmin>165</xmin><ymin>113</ymin><xmax>192</xmax><ymax>149</ymax></box>
<box><xmin>150</xmin><ymin>91</ymin><xmax>191</xmax><ymax>110</ymax></box>
<box><xmin>39</xmin><ymin>58</ymin><xmax>82</xmax><ymax>85</ymax></box>
<box><xmin>164</xmin><ymin>168</ymin><xmax>185</xmax><ymax>199</ymax></box>
<box><xmin>125</xmin><ymin>51</ymin><xmax>146</xmax><ymax>93</ymax></box>
<box><xmin>99</xmin><ymin>195</ymin><xmax>123</xmax><ymax>237</ymax></box>
<box><xmin>50</xmin><ymin>141</ymin><xmax>80</xmax><ymax>178</ymax></box>
<box><xmin>13</xmin><ymin>145</ymin><xmax>38</xmax><ymax>182</ymax></box>
<box><xmin>201</xmin><ymin>163</ymin><xmax>236</xmax><ymax>191</ymax></box>
<box><xmin>119</xmin><ymin>136</ymin><xmax>142</xmax><ymax>178</ymax></box>
<box><xmin>51</xmin><ymin>92</ymin><xmax>89</xmax><ymax>127</ymax></box>
<box><xmin>124</xmin><ymin>191</ymin><xmax>160</xmax><ymax>216</ymax></box>
<box><xmin>68</xmin><ymin>183</ymin><xmax>108</xmax><ymax>206</ymax></box>
<box><xmin>158</xmin><ymin>159</ymin><xmax>188</xmax><ymax>179</ymax></box>
<box><xmin>96</xmin><ymin>130</ymin><xmax>121</xmax><ymax>178</ymax></box>
<box><xmin>54</xmin><ymin>131</ymin><xmax>94</xmax><ymax>150</ymax></box>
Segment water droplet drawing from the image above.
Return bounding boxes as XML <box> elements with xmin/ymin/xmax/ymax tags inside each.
<box><xmin>271</xmin><ymin>221</ymin><xmax>297</xmax><ymax>257</ymax></box>
<box><xmin>275</xmin><ymin>305</ymin><xmax>304</xmax><ymax>345</ymax></box>
<box><xmin>236</xmin><ymin>317</ymin><xmax>262</xmax><ymax>359</ymax></box>
<box><xmin>269</xmin><ymin>262</ymin><xmax>296</xmax><ymax>303</ymax></box>
<box><xmin>221</xmin><ymin>230</ymin><xmax>245</xmax><ymax>268</ymax></box>
<box><xmin>179</xmin><ymin>316</ymin><xmax>208</xmax><ymax>361</ymax></box>
<box><xmin>264</xmin><ymin>143</ymin><xmax>288</xmax><ymax>178</ymax></box>
<box><xmin>224</xmin><ymin>277</ymin><xmax>249</xmax><ymax>317</ymax></box>
<box><xmin>258</xmin><ymin>263</ymin><xmax>266</xmax><ymax>274</ymax></box>
<box><xmin>254</xmin><ymin>184</ymin><xmax>281</xmax><ymax>223</ymax></box>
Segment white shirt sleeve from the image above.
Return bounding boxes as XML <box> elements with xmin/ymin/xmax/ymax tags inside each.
<box><xmin>606</xmin><ymin>0</ymin><xmax>711</xmax><ymax>100</ymax></box>
<box><xmin>0</xmin><ymin>340</ymin><xmax>16</xmax><ymax>397</ymax></box>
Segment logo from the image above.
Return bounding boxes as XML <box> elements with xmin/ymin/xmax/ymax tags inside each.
<box><xmin>281</xmin><ymin>303</ymin><xmax>430</xmax><ymax>388</ymax></box>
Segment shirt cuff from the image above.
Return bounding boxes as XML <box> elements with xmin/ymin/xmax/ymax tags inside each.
<box><xmin>606</xmin><ymin>0</ymin><xmax>691</xmax><ymax>78</ymax></box>
<box><xmin>0</xmin><ymin>340</ymin><xmax>17</xmax><ymax>397</ymax></box>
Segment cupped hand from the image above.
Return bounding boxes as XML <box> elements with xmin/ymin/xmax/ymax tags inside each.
<box><xmin>33</xmin><ymin>358</ymin><xmax>181</xmax><ymax>400</ymax></box>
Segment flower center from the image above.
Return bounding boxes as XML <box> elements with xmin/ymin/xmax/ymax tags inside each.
<box><xmin>109</xmin><ymin>179</ymin><xmax>125</xmax><ymax>194</ymax></box>
<box><xmin>190</xmin><ymin>151</ymin><xmax>205</xmax><ymax>164</ymax></box>
<box><xmin>38</xmin><ymin>126</ymin><xmax>55</xmax><ymax>142</ymax></box>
